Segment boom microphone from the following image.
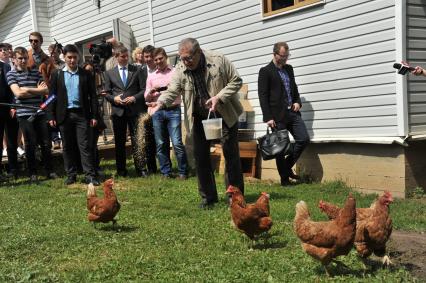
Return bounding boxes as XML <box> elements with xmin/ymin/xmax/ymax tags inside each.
<box><xmin>393</xmin><ymin>63</ymin><xmax>415</xmax><ymax>75</ymax></box>
<box><xmin>27</xmin><ymin>94</ymin><xmax>57</xmax><ymax>122</ymax></box>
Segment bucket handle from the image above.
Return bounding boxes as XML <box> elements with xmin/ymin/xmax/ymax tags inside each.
<box><xmin>207</xmin><ymin>110</ymin><xmax>217</xmax><ymax>120</ymax></box>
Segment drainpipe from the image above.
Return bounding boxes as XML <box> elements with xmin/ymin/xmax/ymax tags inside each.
<box><xmin>395</xmin><ymin>0</ymin><xmax>408</xmax><ymax>137</ymax></box>
<box><xmin>148</xmin><ymin>0</ymin><xmax>154</xmax><ymax>45</ymax></box>
<box><xmin>29</xmin><ymin>0</ymin><xmax>38</xmax><ymax>31</ymax></box>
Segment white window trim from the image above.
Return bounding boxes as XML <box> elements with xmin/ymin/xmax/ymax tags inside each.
<box><xmin>260</xmin><ymin>0</ymin><xmax>326</xmax><ymax>20</ymax></box>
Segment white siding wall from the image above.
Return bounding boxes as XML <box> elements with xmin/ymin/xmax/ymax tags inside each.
<box><xmin>153</xmin><ymin>0</ymin><xmax>398</xmax><ymax>139</ymax></box>
<box><xmin>46</xmin><ymin>0</ymin><xmax>150</xmax><ymax>47</ymax></box>
<box><xmin>407</xmin><ymin>0</ymin><xmax>426</xmax><ymax>134</ymax></box>
<box><xmin>36</xmin><ymin>0</ymin><xmax>53</xmax><ymax>51</ymax></box>
<box><xmin>0</xmin><ymin>0</ymin><xmax>33</xmax><ymax>48</ymax></box>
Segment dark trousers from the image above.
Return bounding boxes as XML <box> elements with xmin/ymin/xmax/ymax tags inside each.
<box><xmin>88</xmin><ymin>127</ymin><xmax>101</xmax><ymax>172</ymax></box>
<box><xmin>18</xmin><ymin>114</ymin><xmax>53</xmax><ymax>175</ymax></box>
<box><xmin>276</xmin><ymin>110</ymin><xmax>310</xmax><ymax>180</ymax></box>
<box><xmin>112</xmin><ymin>114</ymin><xmax>146</xmax><ymax>175</ymax></box>
<box><xmin>0</xmin><ymin>113</ymin><xmax>19</xmax><ymax>174</ymax></box>
<box><xmin>193</xmin><ymin>116</ymin><xmax>244</xmax><ymax>203</ymax></box>
<box><xmin>144</xmin><ymin>117</ymin><xmax>157</xmax><ymax>173</ymax></box>
<box><xmin>59</xmin><ymin>110</ymin><xmax>95</xmax><ymax>178</ymax></box>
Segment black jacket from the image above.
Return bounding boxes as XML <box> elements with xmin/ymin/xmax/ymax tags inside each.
<box><xmin>258</xmin><ymin>61</ymin><xmax>301</xmax><ymax>123</ymax></box>
<box><xmin>0</xmin><ymin>61</ymin><xmax>13</xmax><ymax>115</ymax></box>
<box><xmin>103</xmin><ymin>64</ymin><xmax>147</xmax><ymax>117</ymax></box>
<box><xmin>48</xmin><ymin>67</ymin><xmax>98</xmax><ymax>125</ymax></box>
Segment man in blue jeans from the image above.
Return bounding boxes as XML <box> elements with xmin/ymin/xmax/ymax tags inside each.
<box><xmin>145</xmin><ymin>47</ymin><xmax>188</xmax><ymax>179</ymax></box>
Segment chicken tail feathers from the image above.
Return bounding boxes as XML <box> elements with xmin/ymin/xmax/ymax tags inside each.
<box><xmin>295</xmin><ymin>201</ymin><xmax>310</xmax><ymax>221</ymax></box>
<box><xmin>87</xmin><ymin>183</ymin><xmax>97</xmax><ymax>198</ymax></box>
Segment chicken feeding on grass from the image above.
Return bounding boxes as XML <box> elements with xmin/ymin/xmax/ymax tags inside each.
<box><xmin>226</xmin><ymin>186</ymin><xmax>273</xmax><ymax>247</ymax></box>
<box><xmin>294</xmin><ymin>194</ymin><xmax>356</xmax><ymax>276</ymax></box>
<box><xmin>319</xmin><ymin>191</ymin><xmax>393</xmax><ymax>269</ymax></box>
<box><xmin>87</xmin><ymin>178</ymin><xmax>121</xmax><ymax>229</ymax></box>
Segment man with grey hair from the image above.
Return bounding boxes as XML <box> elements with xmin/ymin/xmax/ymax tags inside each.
<box><xmin>148</xmin><ymin>38</ymin><xmax>244</xmax><ymax>209</ymax></box>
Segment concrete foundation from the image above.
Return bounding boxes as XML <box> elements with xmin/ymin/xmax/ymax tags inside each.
<box><xmin>259</xmin><ymin>140</ymin><xmax>426</xmax><ymax>198</ymax></box>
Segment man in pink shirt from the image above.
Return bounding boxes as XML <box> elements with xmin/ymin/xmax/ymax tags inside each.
<box><xmin>145</xmin><ymin>47</ymin><xmax>188</xmax><ymax>179</ymax></box>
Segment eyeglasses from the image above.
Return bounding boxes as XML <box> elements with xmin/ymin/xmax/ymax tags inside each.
<box><xmin>0</xmin><ymin>49</ymin><xmax>7</xmax><ymax>52</ymax></box>
<box><xmin>29</xmin><ymin>39</ymin><xmax>39</xmax><ymax>43</ymax></box>
<box><xmin>276</xmin><ymin>52</ymin><xmax>291</xmax><ymax>59</ymax></box>
<box><xmin>179</xmin><ymin>49</ymin><xmax>199</xmax><ymax>63</ymax></box>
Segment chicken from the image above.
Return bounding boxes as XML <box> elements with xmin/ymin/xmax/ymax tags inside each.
<box><xmin>226</xmin><ymin>186</ymin><xmax>273</xmax><ymax>243</ymax></box>
<box><xmin>294</xmin><ymin>194</ymin><xmax>356</xmax><ymax>276</ymax></box>
<box><xmin>87</xmin><ymin>178</ymin><xmax>121</xmax><ymax>228</ymax></box>
<box><xmin>318</xmin><ymin>191</ymin><xmax>393</xmax><ymax>267</ymax></box>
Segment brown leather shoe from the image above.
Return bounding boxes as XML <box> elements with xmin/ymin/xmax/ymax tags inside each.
<box><xmin>176</xmin><ymin>175</ymin><xmax>187</xmax><ymax>180</ymax></box>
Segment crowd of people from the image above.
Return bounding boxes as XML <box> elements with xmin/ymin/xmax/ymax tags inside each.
<box><xmin>3</xmin><ymin>30</ymin><xmax>374</xmax><ymax>208</ymax></box>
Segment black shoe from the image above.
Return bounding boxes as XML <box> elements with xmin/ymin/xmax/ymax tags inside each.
<box><xmin>280</xmin><ymin>178</ymin><xmax>293</xmax><ymax>187</ymax></box>
<box><xmin>65</xmin><ymin>176</ymin><xmax>77</xmax><ymax>185</ymax></box>
<box><xmin>47</xmin><ymin>172</ymin><xmax>59</xmax><ymax>179</ymax></box>
<box><xmin>288</xmin><ymin>170</ymin><xmax>300</xmax><ymax>180</ymax></box>
<box><xmin>0</xmin><ymin>174</ymin><xmax>7</xmax><ymax>183</ymax></box>
<box><xmin>199</xmin><ymin>199</ymin><xmax>218</xmax><ymax>209</ymax></box>
<box><xmin>85</xmin><ymin>176</ymin><xmax>100</xmax><ymax>186</ymax></box>
<box><xmin>29</xmin><ymin>175</ymin><xmax>38</xmax><ymax>184</ymax></box>
<box><xmin>138</xmin><ymin>171</ymin><xmax>149</xmax><ymax>178</ymax></box>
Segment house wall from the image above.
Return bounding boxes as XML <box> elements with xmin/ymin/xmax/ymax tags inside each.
<box><xmin>0</xmin><ymin>0</ymin><xmax>33</xmax><ymax>48</ymax></box>
<box><xmin>407</xmin><ymin>0</ymin><xmax>426</xmax><ymax>134</ymax></box>
<box><xmin>152</xmin><ymin>0</ymin><xmax>398</xmax><ymax>139</ymax></box>
<box><xmin>46</xmin><ymin>0</ymin><xmax>151</xmax><ymax>48</ymax></box>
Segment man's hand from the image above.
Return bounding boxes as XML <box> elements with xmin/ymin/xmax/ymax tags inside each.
<box><xmin>266</xmin><ymin>119</ymin><xmax>276</xmax><ymax>128</ymax></box>
<box><xmin>122</xmin><ymin>96</ymin><xmax>136</xmax><ymax>105</ymax></box>
<box><xmin>146</xmin><ymin>101</ymin><xmax>162</xmax><ymax>116</ymax></box>
<box><xmin>412</xmin><ymin>66</ymin><xmax>425</xmax><ymax>76</ymax></box>
<box><xmin>10</xmin><ymin>109</ymin><xmax>16</xmax><ymax>118</ymax></box>
<box><xmin>206</xmin><ymin>96</ymin><xmax>220</xmax><ymax>112</ymax></box>
<box><xmin>90</xmin><ymin>119</ymin><xmax>98</xmax><ymax>127</ymax></box>
<box><xmin>292</xmin><ymin>102</ymin><xmax>301</xmax><ymax>112</ymax></box>
<box><xmin>113</xmin><ymin>95</ymin><xmax>125</xmax><ymax>105</ymax></box>
<box><xmin>49</xmin><ymin>120</ymin><xmax>56</xmax><ymax>127</ymax></box>
<box><xmin>38</xmin><ymin>81</ymin><xmax>47</xmax><ymax>89</ymax></box>
<box><xmin>99</xmin><ymin>90</ymin><xmax>109</xmax><ymax>97</ymax></box>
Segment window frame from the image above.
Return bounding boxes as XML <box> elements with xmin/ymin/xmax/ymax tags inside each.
<box><xmin>261</xmin><ymin>0</ymin><xmax>326</xmax><ymax>19</ymax></box>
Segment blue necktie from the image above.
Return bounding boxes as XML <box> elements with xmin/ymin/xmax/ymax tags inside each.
<box><xmin>121</xmin><ymin>67</ymin><xmax>127</xmax><ymax>86</ymax></box>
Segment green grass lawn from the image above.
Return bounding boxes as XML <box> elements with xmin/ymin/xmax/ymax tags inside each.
<box><xmin>0</xmin><ymin>161</ymin><xmax>425</xmax><ymax>282</ymax></box>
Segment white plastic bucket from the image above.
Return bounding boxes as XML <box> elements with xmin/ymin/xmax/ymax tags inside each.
<box><xmin>202</xmin><ymin>111</ymin><xmax>222</xmax><ymax>140</ymax></box>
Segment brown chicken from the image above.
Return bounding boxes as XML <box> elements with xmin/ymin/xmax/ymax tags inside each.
<box><xmin>294</xmin><ymin>194</ymin><xmax>356</xmax><ymax>276</ymax></box>
<box><xmin>226</xmin><ymin>186</ymin><xmax>273</xmax><ymax>243</ymax></box>
<box><xmin>87</xmin><ymin>178</ymin><xmax>121</xmax><ymax>228</ymax></box>
<box><xmin>318</xmin><ymin>191</ymin><xmax>393</xmax><ymax>267</ymax></box>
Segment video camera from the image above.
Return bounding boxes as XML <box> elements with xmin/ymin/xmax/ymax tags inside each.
<box><xmin>88</xmin><ymin>41</ymin><xmax>113</xmax><ymax>65</ymax></box>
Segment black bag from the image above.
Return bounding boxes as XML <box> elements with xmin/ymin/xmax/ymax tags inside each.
<box><xmin>257</xmin><ymin>127</ymin><xmax>291</xmax><ymax>160</ymax></box>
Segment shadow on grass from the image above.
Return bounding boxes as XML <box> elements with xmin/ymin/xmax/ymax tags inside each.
<box><xmin>97</xmin><ymin>224</ymin><xmax>138</xmax><ymax>233</ymax></box>
<box><xmin>253</xmin><ymin>240</ymin><xmax>288</xmax><ymax>250</ymax></box>
<box><xmin>243</xmin><ymin>191</ymin><xmax>295</xmax><ymax>203</ymax></box>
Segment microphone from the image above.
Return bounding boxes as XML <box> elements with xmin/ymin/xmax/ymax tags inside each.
<box><xmin>393</xmin><ymin>63</ymin><xmax>415</xmax><ymax>75</ymax></box>
<box><xmin>27</xmin><ymin>94</ymin><xmax>57</xmax><ymax>122</ymax></box>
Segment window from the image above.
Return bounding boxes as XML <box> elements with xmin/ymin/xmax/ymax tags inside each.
<box><xmin>262</xmin><ymin>0</ymin><xmax>324</xmax><ymax>18</ymax></box>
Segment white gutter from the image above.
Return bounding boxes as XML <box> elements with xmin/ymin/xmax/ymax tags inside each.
<box><xmin>309</xmin><ymin>136</ymin><xmax>408</xmax><ymax>146</ymax></box>
<box><xmin>395</xmin><ymin>0</ymin><xmax>408</xmax><ymax>136</ymax></box>
<box><xmin>148</xmin><ymin>0</ymin><xmax>154</xmax><ymax>45</ymax></box>
<box><xmin>29</xmin><ymin>0</ymin><xmax>38</xmax><ymax>31</ymax></box>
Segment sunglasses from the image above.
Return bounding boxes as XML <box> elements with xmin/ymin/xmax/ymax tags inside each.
<box><xmin>29</xmin><ymin>39</ymin><xmax>40</xmax><ymax>43</ymax></box>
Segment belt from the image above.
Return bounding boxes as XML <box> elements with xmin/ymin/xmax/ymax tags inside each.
<box><xmin>164</xmin><ymin>105</ymin><xmax>180</xmax><ymax>111</ymax></box>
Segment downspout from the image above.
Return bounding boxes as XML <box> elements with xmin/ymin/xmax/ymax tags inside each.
<box><xmin>148</xmin><ymin>0</ymin><xmax>154</xmax><ymax>46</ymax></box>
<box><xmin>29</xmin><ymin>0</ymin><xmax>38</xmax><ymax>31</ymax></box>
<box><xmin>395</xmin><ymin>0</ymin><xmax>408</xmax><ymax>137</ymax></box>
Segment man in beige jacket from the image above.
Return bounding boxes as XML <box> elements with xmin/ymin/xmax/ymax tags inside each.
<box><xmin>149</xmin><ymin>38</ymin><xmax>244</xmax><ymax>209</ymax></box>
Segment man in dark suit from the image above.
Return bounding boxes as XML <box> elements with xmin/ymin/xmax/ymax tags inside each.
<box><xmin>0</xmin><ymin>43</ymin><xmax>19</xmax><ymax>181</ymax></box>
<box><xmin>258</xmin><ymin>41</ymin><xmax>310</xmax><ymax>186</ymax></box>
<box><xmin>48</xmin><ymin>44</ymin><xmax>100</xmax><ymax>185</ymax></box>
<box><xmin>101</xmin><ymin>45</ymin><xmax>150</xmax><ymax>177</ymax></box>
